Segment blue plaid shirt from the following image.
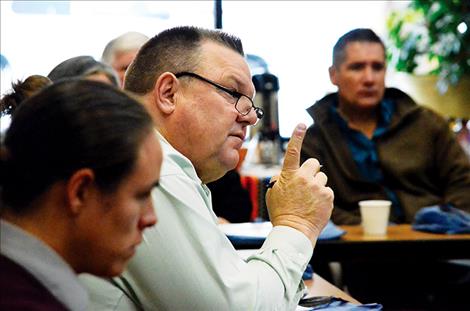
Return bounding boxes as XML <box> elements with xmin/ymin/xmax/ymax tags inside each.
<box><xmin>331</xmin><ymin>99</ymin><xmax>403</xmax><ymax>219</ymax></box>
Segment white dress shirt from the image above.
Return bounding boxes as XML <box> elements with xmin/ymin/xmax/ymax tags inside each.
<box><xmin>81</xmin><ymin>131</ymin><xmax>313</xmax><ymax>310</ymax></box>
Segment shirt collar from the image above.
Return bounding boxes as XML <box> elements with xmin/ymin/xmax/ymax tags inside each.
<box><xmin>154</xmin><ymin>130</ymin><xmax>217</xmax><ymax>222</ymax></box>
<box><xmin>330</xmin><ymin>97</ymin><xmax>395</xmax><ymax>138</ymax></box>
<box><xmin>155</xmin><ymin>129</ymin><xmax>203</xmax><ymax>185</ymax></box>
<box><xmin>0</xmin><ymin>220</ymin><xmax>89</xmax><ymax>311</ymax></box>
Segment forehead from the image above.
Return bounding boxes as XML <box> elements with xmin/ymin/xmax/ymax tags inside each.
<box><xmin>113</xmin><ymin>50</ymin><xmax>138</xmax><ymax>65</ymax></box>
<box><xmin>197</xmin><ymin>40</ymin><xmax>254</xmax><ymax>94</ymax></box>
<box><xmin>343</xmin><ymin>42</ymin><xmax>385</xmax><ymax>64</ymax></box>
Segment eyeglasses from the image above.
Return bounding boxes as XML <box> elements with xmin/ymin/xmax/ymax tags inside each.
<box><xmin>174</xmin><ymin>72</ymin><xmax>264</xmax><ymax>119</ymax></box>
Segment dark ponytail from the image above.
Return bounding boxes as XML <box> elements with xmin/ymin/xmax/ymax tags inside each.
<box><xmin>1</xmin><ymin>80</ymin><xmax>153</xmax><ymax>213</ymax></box>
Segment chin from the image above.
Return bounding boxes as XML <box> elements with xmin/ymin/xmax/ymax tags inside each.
<box><xmin>357</xmin><ymin>99</ymin><xmax>381</xmax><ymax>109</ymax></box>
<box><xmin>104</xmin><ymin>250</ymin><xmax>134</xmax><ymax>277</ymax></box>
<box><xmin>218</xmin><ymin>145</ymin><xmax>239</xmax><ymax>167</ymax></box>
<box><xmin>223</xmin><ymin>155</ymin><xmax>239</xmax><ymax>172</ymax></box>
<box><xmin>104</xmin><ymin>261</ymin><xmax>127</xmax><ymax>277</ymax></box>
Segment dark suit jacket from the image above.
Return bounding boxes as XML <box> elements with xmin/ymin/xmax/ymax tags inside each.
<box><xmin>0</xmin><ymin>254</ymin><xmax>70</xmax><ymax>310</ymax></box>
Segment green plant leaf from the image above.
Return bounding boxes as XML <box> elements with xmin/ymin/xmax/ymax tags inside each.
<box><xmin>386</xmin><ymin>0</ymin><xmax>470</xmax><ymax>93</ymax></box>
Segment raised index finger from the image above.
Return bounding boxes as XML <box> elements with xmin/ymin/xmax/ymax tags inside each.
<box><xmin>282</xmin><ymin>123</ymin><xmax>307</xmax><ymax>172</ymax></box>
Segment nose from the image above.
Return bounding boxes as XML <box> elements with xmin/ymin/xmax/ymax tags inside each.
<box><xmin>363</xmin><ymin>67</ymin><xmax>375</xmax><ymax>84</ymax></box>
<box><xmin>138</xmin><ymin>202</ymin><xmax>157</xmax><ymax>230</ymax></box>
<box><xmin>237</xmin><ymin>108</ymin><xmax>258</xmax><ymax>126</ymax></box>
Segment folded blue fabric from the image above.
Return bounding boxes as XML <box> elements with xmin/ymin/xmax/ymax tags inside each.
<box><xmin>302</xmin><ymin>264</ymin><xmax>314</xmax><ymax>280</ymax></box>
<box><xmin>319</xmin><ymin>220</ymin><xmax>347</xmax><ymax>240</ymax></box>
<box><xmin>226</xmin><ymin>220</ymin><xmax>345</xmax><ymax>246</ymax></box>
<box><xmin>412</xmin><ymin>204</ymin><xmax>470</xmax><ymax>234</ymax></box>
<box><xmin>299</xmin><ymin>296</ymin><xmax>382</xmax><ymax>310</ymax></box>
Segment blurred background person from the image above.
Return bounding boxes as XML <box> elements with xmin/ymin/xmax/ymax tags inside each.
<box><xmin>0</xmin><ymin>75</ymin><xmax>52</xmax><ymax>141</ymax></box>
<box><xmin>0</xmin><ymin>75</ymin><xmax>52</xmax><ymax>116</ymax></box>
<box><xmin>301</xmin><ymin>28</ymin><xmax>470</xmax><ymax>310</ymax></box>
<box><xmin>0</xmin><ymin>80</ymin><xmax>161</xmax><ymax>310</ymax></box>
<box><xmin>302</xmin><ymin>28</ymin><xmax>470</xmax><ymax>226</ymax></box>
<box><xmin>101</xmin><ymin>31</ymin><xmax>149</xmax><ymax>87</ymax></box>
<box><xmin>48</xmin><ymin>55</ymin><xmax>119</xmax><ymax>87</ymax></box>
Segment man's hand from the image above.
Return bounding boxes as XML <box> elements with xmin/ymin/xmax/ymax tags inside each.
<box><xmin>266</xmin><ymin>123</ymin><xmax>334</xmax><ymax>245</ymax></box>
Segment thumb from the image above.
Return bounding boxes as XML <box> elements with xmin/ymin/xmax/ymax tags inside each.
<box><xmin>281</xmin><ymin>123</ymin><xmax>307</xmax><ymax>172</ymax></box>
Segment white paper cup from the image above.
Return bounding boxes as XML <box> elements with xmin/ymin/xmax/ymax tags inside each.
<box><xmin>359</xmin><ymin>200</ymin><xmax>391</xmax><ymax>236</ymax></box>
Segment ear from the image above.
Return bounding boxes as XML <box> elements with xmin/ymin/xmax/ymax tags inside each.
<box><xmin>152</xmin><ymin>72</ymin><xmax>180</xmax><ymax>115</ymax></box>
<box><xmin>66</xmin><ymin>168</ymin><xmax>95</xmax><ymax>215</ymax></box>
<box><xmin>328</xmin><ymin>66</ymin><xmax>338</xmax><ymax>86</ymax></box>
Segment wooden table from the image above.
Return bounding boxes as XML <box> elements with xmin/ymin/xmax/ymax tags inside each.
<box><xmin>304</xmin><ymin>274</ymin><xmax>359</xmax><ymax>304</ymax></box>
<box><xmin>312</xmin><ymin>224</ymin><xmax>470</xmax><ymax>264</ymax></box>
<box><xmin>229</xmin><ymin>224</ymin><xmax>470</xmax><ymax>262</ymax></box>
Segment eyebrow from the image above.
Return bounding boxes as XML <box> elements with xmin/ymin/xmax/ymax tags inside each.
<box><xmin>151</xmin><ymin>181</ymin><xmax>160</xmax><ymax>189</ymax></box>
<box><xmin>136</xmin><ymin>180</ymin><xmax>160</xmax><ymax>199</ymax></box>
<box><xmin>143</xmin><ymin>181</ymin><xmax>160</xmax><ymax>194</ymax></box>
<box><xmin>347</xmin><ymin>60</ymin><xmax>384</xmax><ymax>67</ymax></box>
<box><xmin>222</xmin><ymin>73</ymin><xmax>254</xmax><ymax>97</ymax></box>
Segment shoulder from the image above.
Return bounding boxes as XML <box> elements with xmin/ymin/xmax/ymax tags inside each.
<box><xmin>0</xmin><ymin>255</ymin><xmax>69</xmax><ymax>311</ymax></box>
<box><xmin>387</xmin><ymin>88</ymin><xmax>449</xmax><ymax>130</ymax></box>
<box><xmin>409</xmin><ymin>105</ymin><xmax>450</xmax><ymax>131</ymax></box>
<box><xmin>306</xmin><ymin>92</ymin><xmax>337</xmax><ymax>122</ymax></box>
<box><xmin>79</xmin><ymin>274</ymin><xmax>138</xmax><ymax>311</ymax></box>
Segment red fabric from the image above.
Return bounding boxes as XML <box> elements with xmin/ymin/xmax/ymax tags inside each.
<box><xmin>241</xmin><ymin>176</ymin><xmax>260</xmax><ymax>221</ymax></box>
<box><xmin>249</xmin><ymin>177</ymin><xmax>259</xmax><ymax>221</ymax></box>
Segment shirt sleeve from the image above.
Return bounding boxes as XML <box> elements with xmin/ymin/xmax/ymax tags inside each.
<box><xmin>122</xmin><ymin>171</ymin><xmax>313</xmax><ymax>311</ymax></box>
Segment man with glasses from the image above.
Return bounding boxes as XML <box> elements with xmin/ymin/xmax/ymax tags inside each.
<box><xmin>81</xmin><ymin>26</ymin><xmax>333</xmax><ymax>310</ymax></box>
<box><xmin>174</xmin><ymin>72</ymin><xmax>264</xmax><ymax>119</ymax></box>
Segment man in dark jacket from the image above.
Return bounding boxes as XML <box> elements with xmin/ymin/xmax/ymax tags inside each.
<box><xmin>301</xmin><ymin>28</ymin><xmax>470</xmax><ymax>309</ymax></box>
<box><xmin>301</xmin><ymin>29</ymin><xmax>470</xmax><ymax>225</ymax></box>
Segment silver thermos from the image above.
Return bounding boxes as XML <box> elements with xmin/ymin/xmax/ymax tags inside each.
<box><xmin>252</xmin><ymin>73</ymin><xmax>281</xmax><ymax>165</ymax></box>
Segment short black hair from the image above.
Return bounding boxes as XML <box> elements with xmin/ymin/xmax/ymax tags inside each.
<box><xmin>125</xmin><ymin>26</ymin><xmax>244</xmax><ymax>94</ymax></box>
<box><xmin>332</xmin><ymin>28</ymin><xmax>385</xmax><ymax>67</ymax></box>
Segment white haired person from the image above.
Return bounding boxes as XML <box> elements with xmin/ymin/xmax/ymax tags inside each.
<box><xmin>101</xmin><ymin>31</ymin><xmax>149</xmax><ymax>87</ymax></box>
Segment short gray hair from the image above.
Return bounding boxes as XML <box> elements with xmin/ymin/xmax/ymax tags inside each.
<box><xmin>101</xmin><ymin>31</ymin><xmax>149</xmax><ymax>65</ymax></box>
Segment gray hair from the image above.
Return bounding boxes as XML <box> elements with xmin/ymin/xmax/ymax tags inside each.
<box><xmin>48</xmin><ymin>56</ymin><xmax>119</xmax><ymax>86</ymax></box>
<box><xmin>101</xmin><ymin>31</ymin><xmax>149</xmax><ymax>65</ymax></box>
